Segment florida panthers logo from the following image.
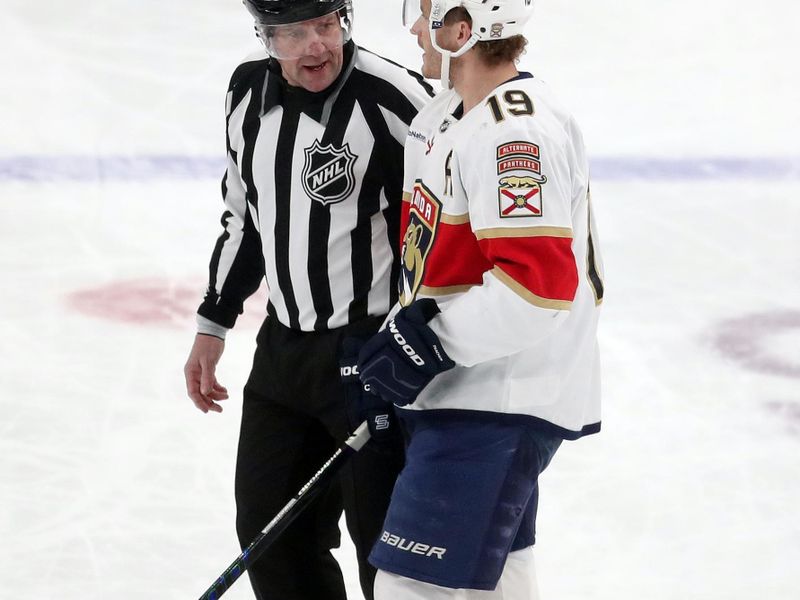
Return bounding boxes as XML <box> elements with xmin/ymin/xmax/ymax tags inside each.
<box><xmin>302</xmin><ymin>140</ymin><xmax>358</xmax><ymax>205</ymax></box>
<box><xmin>402</xmin><ymin>223</ymin><xmax>426</xmax><ymax>298</ymax></box>
<box><xmin>399</xmin><ymin>181</ymin><xmax>442</xmax><ymax>306</ymax></box>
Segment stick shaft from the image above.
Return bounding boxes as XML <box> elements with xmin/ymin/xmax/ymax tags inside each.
<box><xmin>198</xmin><ymin>422</ymin><xmax>371</xmax><ymax>600</ymax></box>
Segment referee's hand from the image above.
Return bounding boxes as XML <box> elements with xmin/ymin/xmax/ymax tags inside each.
<box><xmin>184</xmin><ymin>334</ymin><xmax>229</xmax><ymax>413</ymax></box>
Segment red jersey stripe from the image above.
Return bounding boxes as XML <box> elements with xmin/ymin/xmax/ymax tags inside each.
<box><xmin>423</xmin><ymin>222</ymin><xmax>493</xmax><ymax>288</ymax></box>
<box><xmin>478</xmin><ymin>236</ymin><xmax>578</xmax><ymax>304</ymax></box>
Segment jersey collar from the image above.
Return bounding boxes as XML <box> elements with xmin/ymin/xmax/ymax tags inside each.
<box><xmin>262</xmin><ymin>40</ymin><xmax>356</xmax><ymax>117</ymax></box>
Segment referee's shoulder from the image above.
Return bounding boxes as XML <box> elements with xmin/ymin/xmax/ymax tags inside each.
<box><xmin>227</xmin><ymin>49</ymin><xmax>271</xmax><ymax>92</ymax></box>
<box><xmin>219</xmin><ymin>49</ymin><xmax>271</xmax><ymax>116</ymax></box>
<box><xmin>354</xmin><ymin>46</ymin><xmax>435</xmax><ymax>109</ymax></box>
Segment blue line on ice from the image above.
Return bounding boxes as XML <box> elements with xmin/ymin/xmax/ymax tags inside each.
<box><xmin>1</xmin><ymin>155</ymin><xmax>799</xmax><ymax>183</ymax></box>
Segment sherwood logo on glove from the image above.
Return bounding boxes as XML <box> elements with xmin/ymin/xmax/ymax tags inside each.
<box><xmin>388</xmin><ymin>319</ymin><xmax>425</xmax><ymax>366</ymax></box>
<box><xmin>380</xmin><ymin>530</ymin><xmax>446</xmax><ymax>559</ymax></box>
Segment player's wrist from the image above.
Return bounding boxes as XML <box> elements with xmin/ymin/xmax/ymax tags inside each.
<box><xmin>386</xmin><ymin>310</ymin><xmax>454</xmax><ymax>375</ymax></box>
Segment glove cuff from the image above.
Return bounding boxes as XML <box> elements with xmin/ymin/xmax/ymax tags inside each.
<box><xmin>403</xmin><ymin>298</ymin><xmax>441</xmax><ymax>324</ymax></box>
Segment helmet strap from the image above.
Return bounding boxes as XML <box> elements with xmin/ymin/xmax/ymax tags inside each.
<box><xmin>431</xmin><ymin>28</ymin><xmax>480</xmax><ymax>90</ymax></box>
<box><xmin>440</xmin><ymin>52</ymin><xmax>452</xmax><ymax>89</ymax></box>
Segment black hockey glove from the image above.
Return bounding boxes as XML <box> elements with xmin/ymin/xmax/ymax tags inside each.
<box><xmin>339</xmin><ymin>338</ymin><xmax>397</xmax><ymax>443</ymax></box>
<box><xmin>357</xmin><ymin>299</ymin><xmax>455</xmax><ymax>406</ymax></box>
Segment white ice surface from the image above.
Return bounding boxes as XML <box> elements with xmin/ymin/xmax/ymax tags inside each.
<box><xmin>1</xmin><ymin>1</ymin><xmax>799</xmax><ymax>599</ymax></box>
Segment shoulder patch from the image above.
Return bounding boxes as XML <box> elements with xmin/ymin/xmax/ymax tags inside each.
<box><xmin>496</xmin><ymin>141</ymin><xmax>541</xmax><ymax>176</ymax></box>
<box><xmin>496</xmin><ymin>141</ymin><xmax>547</xmax><ymax>218</ymax></box>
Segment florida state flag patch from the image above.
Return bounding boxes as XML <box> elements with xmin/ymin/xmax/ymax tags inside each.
<box><xmin>498</xmin><ymin>175</ymin><xmax>546</xmax><ymax>218</ymax></box>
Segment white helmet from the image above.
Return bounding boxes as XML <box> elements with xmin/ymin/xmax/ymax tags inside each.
<box><xmin>404</xmin><ymin>0</ymin><xmax>535</xmax><ymax>86</ymax></box>
<box><xmin>429</xmin><ymin>0</ymin><xmax>534</xmax><ymax>51</ymax></box>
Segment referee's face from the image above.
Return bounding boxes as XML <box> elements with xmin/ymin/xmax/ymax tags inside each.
<box><xmin>275</xmin><ymin>14</ymin><xmax>345</xmax><ymax>92</ymax></box>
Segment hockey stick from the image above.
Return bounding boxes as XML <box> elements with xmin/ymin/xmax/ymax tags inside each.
<box><xmin>198</xmin><ymin>421</ymin><xmax>372</xmax><ymax>600</ymax></box>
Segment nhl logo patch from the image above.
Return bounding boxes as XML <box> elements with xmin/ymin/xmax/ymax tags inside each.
<box><xmin>498</xmin><ymin>175</ymin><xmax>547</xmax><ymax>218</ymax></box>
<box><xmin>302</xmin><ymin>140</ymin><xmax>357</xmax><ymax>205</ymax></box>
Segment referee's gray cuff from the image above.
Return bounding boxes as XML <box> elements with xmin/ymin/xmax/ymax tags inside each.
<box><xmin>196</xmin><ymin>315</ymin><xmax>230</xmax><ymax>340</ymax></box>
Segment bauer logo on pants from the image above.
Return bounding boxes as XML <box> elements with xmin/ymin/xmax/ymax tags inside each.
<box><xmin>302</xmin><ymin>140</ymin><xmax>357</xmax><ymax>205</ymax></box>
<box><xmin>380</xmin><ymin>530</ymin><xmax>447</xmax><ymax>559</ymax></box>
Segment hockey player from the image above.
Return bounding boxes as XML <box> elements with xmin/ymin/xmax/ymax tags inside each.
<box><xmin>357</xmin><ymin>1</ymin><xmax>604</xmax><ymax>598</ymax></box>
<box><xmin>182</xmin><ymin>1</ymin><xmax>433</xmax><ymax>599</ymax></box>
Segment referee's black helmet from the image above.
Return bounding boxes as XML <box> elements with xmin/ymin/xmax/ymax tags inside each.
<box><xmin>243</xmin><ymin>0</ymin><xmax>351</xmax><ymax>25</ymax></box>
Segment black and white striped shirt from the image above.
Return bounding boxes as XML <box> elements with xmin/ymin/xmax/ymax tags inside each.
<box><xmin>198</xmin><ymin>42</ymin><xmax>434</xmax><ymax>332</ymax></box>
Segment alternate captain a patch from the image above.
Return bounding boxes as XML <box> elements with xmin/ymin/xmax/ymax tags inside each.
<box><xmin>496</xmin><ymin>141</ymin><xmax>547</xmax><ymax>218</ymax></box>
<box><xmin>302</xmin><ymin>139</ymin><xmax>357</xmax><ymax>205</ymax></box>
<box><xmin>399</xmin><ymin>181</ymin><xmax>442</xmax><ymax>306</ymax></box>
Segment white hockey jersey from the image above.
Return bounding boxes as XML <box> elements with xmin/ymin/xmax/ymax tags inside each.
<box><xmin>397</xmin><ymin>73</ymin><xmax>603</xmax><ymax>439</ymax></box>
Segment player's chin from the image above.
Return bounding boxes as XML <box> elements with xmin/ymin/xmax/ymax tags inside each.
<box><xmin>421</xmin><ymin>61</ymin><xmax>441</xmax><ymax>80</ymax></box>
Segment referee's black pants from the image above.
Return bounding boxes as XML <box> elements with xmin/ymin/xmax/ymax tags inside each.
<box><xmin>235</xmin><ymin>315</ymin><xmax>404</xmax><ymax>600</ymax></box>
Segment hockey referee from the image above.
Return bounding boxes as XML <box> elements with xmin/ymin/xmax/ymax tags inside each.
<box><xmin>183</xmin><ymin>1</ymin><xmax>434</xmax><ymax>599</ymax></box>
